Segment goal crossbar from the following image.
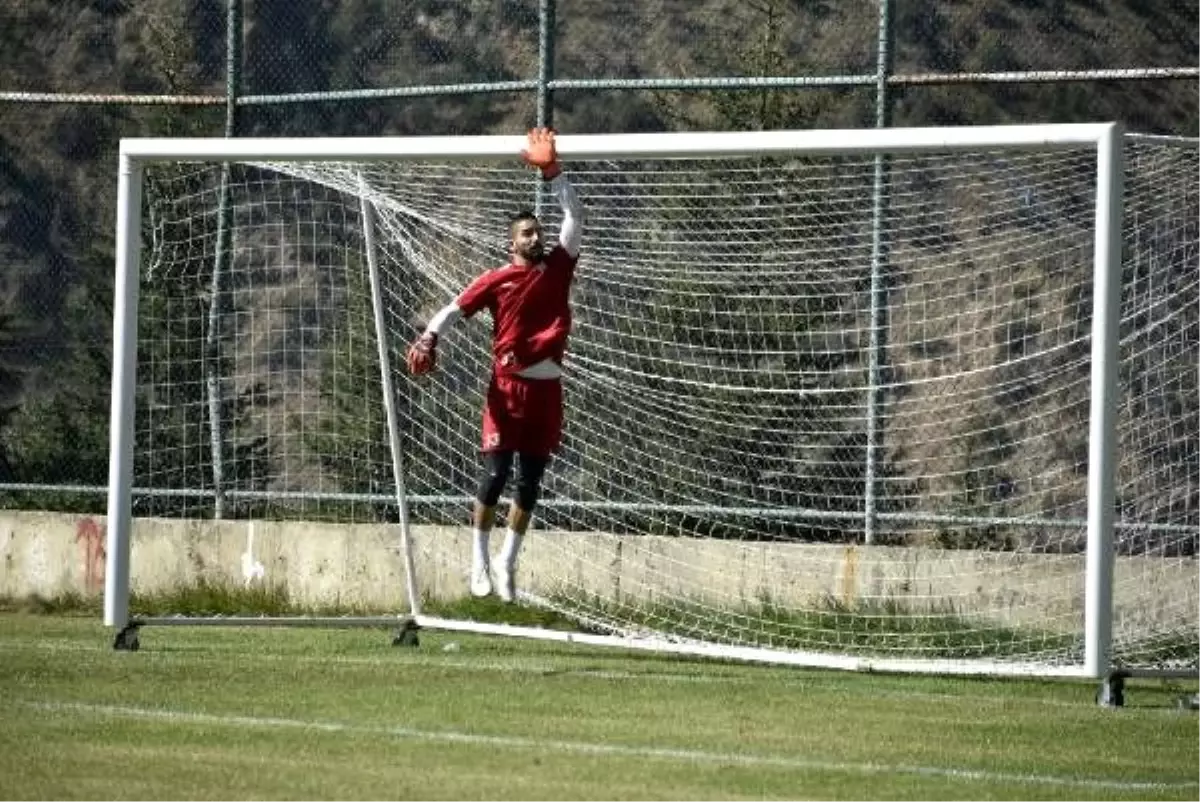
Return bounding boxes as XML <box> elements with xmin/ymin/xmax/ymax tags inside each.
<box><xmin>116</xmin><ymin>123</ymin><xmax>1119</xmax><ymax>163</ymax></box>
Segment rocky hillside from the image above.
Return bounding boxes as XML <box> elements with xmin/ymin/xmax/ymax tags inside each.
<box><xmin>0</xmin><ymin>0</ymin><xmax>1195</xmax><ymax>518</ymax></box>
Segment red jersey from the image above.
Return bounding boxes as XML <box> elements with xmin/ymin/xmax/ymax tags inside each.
<box><xmin>455</xmin><ymin>244</ymin><xmax>578</xmax><ymax>374</ymax></box>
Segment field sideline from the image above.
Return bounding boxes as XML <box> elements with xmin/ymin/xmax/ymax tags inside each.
<box><xmin>1</xmin><ymin>613</ymin><xmax>1195</xmax><ymax>800</ymax></box>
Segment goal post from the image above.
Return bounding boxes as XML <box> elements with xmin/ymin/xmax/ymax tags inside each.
<box><xmin>1084</xmin><ymin>127</ymin><xmax>1123</xmax><ymax>679</ymax></box>
<box><xmin>104</xmin><ymin>123</ymin><xmax>1198</xmax><ymax>681</ymax></box>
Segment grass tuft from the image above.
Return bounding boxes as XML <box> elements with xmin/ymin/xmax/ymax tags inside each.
<box><xmin>3</xmin><ymin>584</ymin><xmax>1195</xmax><ymax>665</ymax></box>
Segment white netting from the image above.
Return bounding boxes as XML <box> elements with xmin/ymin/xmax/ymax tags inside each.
<box><xmin>1110</xmin><ymin>136</ymin><xmax>1198</xmax><ymax>667</ymax></box>
<box><xmin>133</xmin><ymin>137</ymin><xmax>1198</xmax><ymax>671</ymax></box>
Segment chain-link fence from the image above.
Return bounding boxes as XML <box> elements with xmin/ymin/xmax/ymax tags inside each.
<box><xmin>0</xmin><ymin>0</ymin><xmax>1196</xmax><ymax>514</ymax></box>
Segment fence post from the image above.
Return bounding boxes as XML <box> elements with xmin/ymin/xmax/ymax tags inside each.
<box><xmin>534</xmin><ymin>0</ymin><xmax>557</xmax><ymax>216</ymax></box>
<box><xmin>205</xmin><ymin>0</ymin><xmax>243</xmax><ymax>519</ymax></box>
<box><xmin>864</xmin><ymin>0</ymin><xmax>895</xmax><ymax>545</ymax></box>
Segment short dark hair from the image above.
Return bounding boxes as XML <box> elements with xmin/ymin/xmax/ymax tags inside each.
<box><xmin>509</xmin><ymin>209</ymin><xmax>539</xmax><ymax>235</ymax></box>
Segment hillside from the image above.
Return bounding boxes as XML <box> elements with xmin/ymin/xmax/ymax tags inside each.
<box><xmin>0</xmin><ymin>0</ymin><xmax>1196</xmax><ymax>524</ymax></box>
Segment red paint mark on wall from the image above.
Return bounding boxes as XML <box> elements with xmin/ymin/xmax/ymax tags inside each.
<box><xmin>75</xmin><ymin>518</ymin><xmax>106</xmax><ymax>594</ymax></box>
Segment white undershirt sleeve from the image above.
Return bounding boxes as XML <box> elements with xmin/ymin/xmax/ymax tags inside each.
<box><xmin>550</xmin><ymin>174</ymin><xmax>583</xmax><ymax>258</ymax></box>
<box><xmin>425</xmin><ymin>302</ymin><xmax>462</xmax><ymax>337</ymax></box>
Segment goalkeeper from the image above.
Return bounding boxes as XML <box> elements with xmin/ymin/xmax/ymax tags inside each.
<box><xmin>406</xmin><ymin>127</ymin><xmax>583</xmax><ymax>603</ymax></box>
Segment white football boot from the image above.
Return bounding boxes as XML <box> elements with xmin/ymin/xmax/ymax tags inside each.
<box><xmin>470</xmin><ymin>558</ymin><xmax>493</xmax><ymax>598</ymax></box>
<box><xmin>494</xmin><ymin>562</ymin><xmax>516</xmax><ymax>603</ymax></box>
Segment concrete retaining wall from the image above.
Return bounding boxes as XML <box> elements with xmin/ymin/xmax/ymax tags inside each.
<box><xmin>0</xmin><ymin>510</ymin><xmax>1195</xmax><ymax>638</ymax></box>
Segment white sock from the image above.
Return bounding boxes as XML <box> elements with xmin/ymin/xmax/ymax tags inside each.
<box><xmin>472</xmin><ymin>528</ymin><xmax>490</xmax><ymax>569</ymax></box>
<box><xmin>499</xmin><ymin>528</ymin><xmax>524</xmax><ymax>569</ymax></box>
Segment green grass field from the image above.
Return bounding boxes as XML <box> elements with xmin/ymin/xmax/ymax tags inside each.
<box><xmin>1</xmin><ymin>611</ymin><xmax>1196</xmax><ymax>800</ymax></box>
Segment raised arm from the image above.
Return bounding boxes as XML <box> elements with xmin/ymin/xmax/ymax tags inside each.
<box><xmin>550</xmin><ymin>173</ymin><xmax>582</xmax><ymax>258</ymax></box>
<box><xmin>523</xmin><ymin>127</ymin><xmax>582</xmax><ymax>257</ymax></box>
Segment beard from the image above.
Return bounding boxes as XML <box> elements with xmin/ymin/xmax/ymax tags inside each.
<box><xmin>520</xmin><ymin>241</ymin><xmax>545</xmax><ymax>262</ymax></box>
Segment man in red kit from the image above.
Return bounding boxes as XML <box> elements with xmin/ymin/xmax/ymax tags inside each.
<box><xmin>405</xmin><ymin>127</ymin><xmax>583</xmax><ymax>603</ymax></box>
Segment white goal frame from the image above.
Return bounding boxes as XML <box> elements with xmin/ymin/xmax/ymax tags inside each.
<box><xmin>105</xmin><ymin>123</ymin><xmax>1129</xmax><ymax>679</ymax></box>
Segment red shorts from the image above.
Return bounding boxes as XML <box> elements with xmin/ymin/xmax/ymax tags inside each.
<box><xmin>481</xmin><ymin>373</ymin><xmax>563</xmax><ymax>457</ymax></box>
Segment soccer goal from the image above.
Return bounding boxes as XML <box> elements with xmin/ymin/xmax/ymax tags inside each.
<box><xmin>105</xmin><ymin>124</ymin><xmax>1198</xmax><ymax>684</ymax></box>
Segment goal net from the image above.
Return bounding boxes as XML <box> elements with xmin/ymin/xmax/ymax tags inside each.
<box><xmin>106</xmin><ymin>126</ymin><xmax>1198</xmax><ymax>678</ymax></box>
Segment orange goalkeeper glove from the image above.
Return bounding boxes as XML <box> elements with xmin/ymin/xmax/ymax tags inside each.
<box><xmin>521</xmin><ymin>127</ymin><xmax>562</xmax><ymax>180</ymax></box>
<box><xmin>406</xmin><ymin>332</ymin><xmax>438</xmax><ymax>376</ymax></box>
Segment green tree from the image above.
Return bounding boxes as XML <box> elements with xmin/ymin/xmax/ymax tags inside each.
<box><xmin>302</xmin><ymin>252</ymin><xmax>395</xmax><ymax>523</ymax></box>
<box><xmin>131</xmin><ymin>164</ymin><xmax>270</xmax><ymax>519</ymax></box>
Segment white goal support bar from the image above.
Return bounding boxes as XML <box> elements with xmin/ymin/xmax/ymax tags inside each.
<box><xmin>106</xmin><ymin>123</ymin><xmax>1130</xmax><ymax>680</ymax></box>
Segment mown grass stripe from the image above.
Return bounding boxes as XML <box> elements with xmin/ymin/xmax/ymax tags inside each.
<box><xmin>22</xmin><ymin>699</ymin><xmax>1196</xmax><ymax>793</ymax></box>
